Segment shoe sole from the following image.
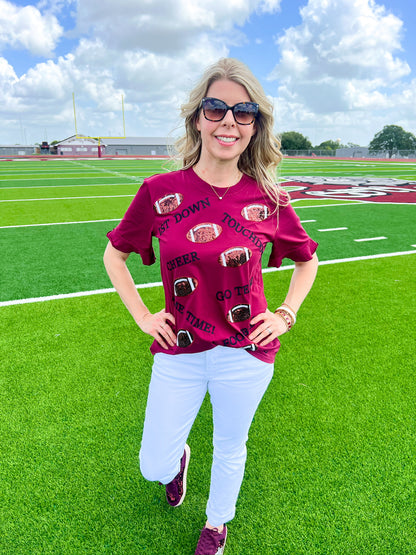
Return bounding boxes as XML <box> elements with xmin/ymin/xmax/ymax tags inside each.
<box><xmin>174</xmin><ymin>443</ymin><xmax>190</xmax><ymax>507</ymax></box>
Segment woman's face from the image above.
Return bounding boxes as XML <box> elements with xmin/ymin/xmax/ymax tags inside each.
<box><xmin>196</xmin><ymin>79</ymin><xmax>257</xmax><ymax>168</ymax></box>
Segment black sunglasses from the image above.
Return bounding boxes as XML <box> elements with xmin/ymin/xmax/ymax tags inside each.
<box><xmin>201</xmin><ymin>97</ymin><xmax>259</xmax><ymax>125</ymax></box>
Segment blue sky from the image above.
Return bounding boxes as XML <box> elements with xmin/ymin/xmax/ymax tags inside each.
<box><xmin>1</xmin><ymin>0</ymin><xmax>415</xmax><ymax>146</ymax></box>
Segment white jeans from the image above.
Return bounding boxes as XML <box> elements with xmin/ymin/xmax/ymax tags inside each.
<box><xmin>139</xmin><ymin>345</ymin><xmax>274</xmax><ymax>526</ymax></box>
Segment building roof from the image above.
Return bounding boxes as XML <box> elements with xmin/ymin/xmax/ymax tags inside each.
<box><xmin>55</xmin><ymin>135</ymin><xmax>174</xmax><ymax>147</ymax></box>
<box><xmin>57</xmin><ymin>135</ymin><xmax>100</xmax><ymax>145</ymax></box>
<box><xmin>104</xmin><ymin>137</ymin><xmax>174</xmax><ymax>146</ymax></box>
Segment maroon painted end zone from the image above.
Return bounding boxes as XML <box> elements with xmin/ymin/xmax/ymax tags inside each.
<box><xmin>286</xmin><ymin>178</ymin><xmax>416</xmax><ymax>204</ymax></box>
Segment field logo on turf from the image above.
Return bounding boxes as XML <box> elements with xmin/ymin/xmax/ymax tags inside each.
<box><xmin>284</xmin><ymin>177</ymin><xmax>416</xmax><ymax>204</ymax></box>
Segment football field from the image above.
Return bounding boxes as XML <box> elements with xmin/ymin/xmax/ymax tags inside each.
<box><xmin>1</xmin><ymin>157</ymin><xmax>415</xmax><ymax>554</ymax></box>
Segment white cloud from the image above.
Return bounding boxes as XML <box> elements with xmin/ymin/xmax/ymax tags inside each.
<box><xmin>0</xmin><ymin>57</ymin><xmax>17</xmax><ymax>83</ymax></box>
<box><xmin>74</xmin><ymin>0</ymin><xmax>280</xmax><ymax>53</ymax></box>
<box><xmin>257</xmin><ymin>0</ymin><xmax>281</xmax><ymax>11</ymax></box>
<box><xmin>0</xmin><ymin>0</ymin><xmax>63</xmax><ymax>57</ymax></box>
<box><xmin>273</xmin><ymin>0</ymin><xmax>410</xmax><ymax>87</ymax></box>
<box><xmin>35</xmin><ymin>0</ymin><xmax>76</xmax><ymax>18</ymax></box>
<box><xmin>271</xmin><ymin>0</ymin><xmax>414</xmax><ymax>144</ymax></box>
<box><xmin>14</xmin><ymin>58</ymin><xmax>73</xmax><ymax>100</ymax></box>
<box><xmin>0</xmin><ymin>57</ymin><xmax>18</xmax><ymax>113</ymax></box>
<box><xmin>3</xmin><ymin>0</ymin><xmax>281</xmax><ymax>143</ymax></box>
<box><xmin>1</xmin><ymin>0</ymin><xmax>413</xmax><ymax>146</ymax></box>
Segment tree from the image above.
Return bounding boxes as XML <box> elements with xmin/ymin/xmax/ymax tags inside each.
<box><xmin>368</xmin><ymin>125</ymin><xmax>416</xmax><ymax>158</ymax></box>
<box><xmin>314</xmin><ymin>140</ymin><xmax>342</xmax><ymax>152</ymax></box>
<box><xmin>280</xmin><ymin>131</ymin><xmax>313</xmax><ymax>151</ymax></box>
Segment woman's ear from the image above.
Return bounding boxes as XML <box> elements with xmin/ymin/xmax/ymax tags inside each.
<box><xmin>196</xmin><ymin>112</ymin><xmax>201</xmax><ymax>132</ymax></box>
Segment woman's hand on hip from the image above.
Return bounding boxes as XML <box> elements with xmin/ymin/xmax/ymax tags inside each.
<box><xmin>249</xmin><ymin>309</ymin><xmax>288</xmax><ymax>346</ymax></box>
<box><xmin>138</xmin><ymin>308</ymin><xmax>176</xmax><ymax>349</ymax></box>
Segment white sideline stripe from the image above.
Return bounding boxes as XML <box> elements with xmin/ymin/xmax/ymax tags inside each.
<box><xmin>295</xmin><ymin>200</ymin><xmax>416</xmax><ymax>207</ymax></box>
<box><xmin>0</xmin><ymin>194</ymin><xmax>134</xmax><ymax>202</ymax></box>
<box><xmin>0</xmin><ymin>176</ymin><xmax>138</xmax><ymax>182</ymax></box>
<box><xmin>262</xmin><ymin>250</ymin><xmax>416</xmax><ymax>273</ymax></box>
<box><xmin>291</xmin><ymin>201</ymin><xmax>365</xmax><ymax>208</ymax></box>
<box><xmin>1</xmin><ymin>182</ymin><xmax>142</xmax><ymax>190</ymax></box>
<box><xmin>0</xmin><ymin>219</ymin><xmax>121</xmax><ymax>229</ymax></box>
<box><xmin>68</xmin><ymin>159</ymin><xmax>145</xmax><ymax>182</ymax></box>
<box><xmin>1</xmin><ymin>250</ymin><xmax>416</xmax><ymax>308</ymax></box>
<box><xmin>354</xmin><ymin>236</ymin><xmax>387</xmax><ymax>242</ymax></box>
<box><xmin>0</xmin><ymin>218</ymin><xmax>325</xmax><ymax>230</ymax></box>
<box><xmin>0</xmin><ymin>282</ymin><xmax>163</xmax><ymax>307</ymax></box>
<box><xmin>318</xmin><ymin>227</ymin><xmax>348</xmax><ymax>232</ymax></box>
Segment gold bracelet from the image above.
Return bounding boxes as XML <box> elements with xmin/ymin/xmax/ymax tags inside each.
<box><xmin>282</xmin><ymin>302</ymin><xmax>297</xmax><ymax>316</ymax></box>
<box><xmin>276</xmin><ymin>305</ymin><xmax>296</xmax><ymax>325</ymax></box>
<box><xmin>274</xmin><ymin>310</ymin><xmax>291</xmax><ymax>331</ymax></box>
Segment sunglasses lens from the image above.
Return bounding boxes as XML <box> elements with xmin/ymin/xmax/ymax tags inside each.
<box><xmin>203</xmin><ymin>99</ymin><xmax>227</xmax><ymax>121</ymax></box>
<box><xmin>202</xmin><ymin>98</ymin><xmax>258</xmax><ymax>124</ymax></box>
<box><xmin>234</xmin><ymin>103</ymin><xmax>258</xmax><ymax>124</ymax></box>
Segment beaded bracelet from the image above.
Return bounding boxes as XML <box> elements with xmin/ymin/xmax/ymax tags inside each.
<box><xmin>277</xmin><ymin>304</ymin><xmax>297</xmax><ymax>325</ymax></box>
<box><xmin>282</xmin><ymin>302</ymin><xmax>297</xmax><ymax>319</ymax></box>
<box><xmin>274</xmin><ymin>309</ymin><xmax>293</xmax><ymax>331</ymax></box>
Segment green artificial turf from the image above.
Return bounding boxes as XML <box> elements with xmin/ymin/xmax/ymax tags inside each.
<box><xmin>279</xmin><ymin>158</ymin><xmax>416</xmax><ymax>181</ymax></box>
<box><xmin>0</xmin><ymin>183</ymin><xmax>139</xmax><ymax>201</ymax></box>
<box><xmin>1</xmin><ymin>157</ymin><xmax>415</xmax><ymax>553</ymax></box>
<box><xmin>1</xmin><ymin>255</ymin><xmax>415</xmax><ymax>554</ymax></box>
<box><xmin>1</xmin><ymin>203</ymin><xmax>414</xmax><ymax>302</ymax></box>
<box><xmin>0</xmin><ymin>196</ymin><xmax>133</xmax><ymax>226</ymax></box>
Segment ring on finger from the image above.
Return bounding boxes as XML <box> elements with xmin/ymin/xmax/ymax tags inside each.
<box><xmin>267</xmin><ymin>327</ymin><xmax>272</xmax><ymax>335</ymax></box>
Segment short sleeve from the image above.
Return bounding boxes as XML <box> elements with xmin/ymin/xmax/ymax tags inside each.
<box><xmin>267</xmin><ymin>203</ymin><xmax>318</xmax><ymax>268</ymax></box>
<box><xmin>106</xmin><ymin>181</ymin><xmax>156</xmax><ymax>265</ymax></box>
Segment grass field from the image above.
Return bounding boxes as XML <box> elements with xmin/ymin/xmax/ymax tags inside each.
<box><xmin>1</xmin><ymin>157</ymin><xmax>416</xmax><ymax>555</ymax></box>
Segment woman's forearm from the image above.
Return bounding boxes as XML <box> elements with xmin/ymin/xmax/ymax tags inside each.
<box><xmin>104</xmin><ymin>242</ymin><xmax>176</xmax><ymax>348</ymax></box>
<box><xmin>283</xmin><ymin>253</ymin><xmax>318</xmax><ymax>313</ymax></box>
<box><xmin>103</xmin><ymin>242</ymin><xmax>149</xmax><ymax>325</ymax></box>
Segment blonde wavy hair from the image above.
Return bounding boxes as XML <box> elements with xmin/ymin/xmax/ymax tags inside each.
<box><xmin>173</xmin><ymin>57</ymin><xmax>287</xmax><ymax>208</ymax></box>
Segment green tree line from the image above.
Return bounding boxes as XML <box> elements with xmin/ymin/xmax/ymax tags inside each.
<box><xmin>279</xmin><ymin>125</ymin><xmax>416</xmax><ymax>157</ymax></box>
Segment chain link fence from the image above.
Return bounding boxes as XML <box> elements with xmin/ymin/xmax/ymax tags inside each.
<box><xmin>281</xmin><ymin>149</ymin><xmax>416</xmax><ymax>159</ymax></box>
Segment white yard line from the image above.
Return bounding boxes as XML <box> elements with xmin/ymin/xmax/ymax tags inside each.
<box><xmin>295</xmin><ymin>200</ymin><xmax>415</xmax><ymax>207</ymax></box>
<box><xmin>1</xmin><ymin>250</ymin><xmax>415</xmax><ymax>308</ymax></box>
<box><xmin>293</xmin><ymin>201</ymin><xmax>366</xmax><ymax>208</ymax></box>
<box><xmin>68</xmin><ymin>159</ymin><xmax>145</xmax><ymax>182</ymax></box>
<box><xmin>0</xmin><ymin>282</ymin><xmax>163</xmax><ymax>307</ymax></box>
<box><xmin>318</xmin><ymin>227</ymin><xmax>348</xmax><ymax>232</ymax></box>
<box><xmin>354</xmin><ymin>236</ymin><xmax>387</xmax><ymax>242</ymax></box>
<box><xmin>0</xmin><ymin>176</ymin><xmax>135</xmax><ymax>182</ymax></box>
<box><xmin>1</xmin><ymin>182</ymin><xmax>142</xmax><ymax>190</ymax></box>
<box><xmin>263</xmin><ymin>250</ymin><xmax>416</xmax><ymax>273</ymax></box>
<box><xmin>0</xmin><ymin>194</ymin><xmax>134</xmax><ymax>203</ymax></box>
<box><xmin>0</xmin><ymin>219</ymin><xmax>120</xmax><ymax>229</ymax></box>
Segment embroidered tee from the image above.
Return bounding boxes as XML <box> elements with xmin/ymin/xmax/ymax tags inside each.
<box><xmin>107</xmin><ymin>167</ymin><xmax>318</xmax><ymax>363</ymax></box>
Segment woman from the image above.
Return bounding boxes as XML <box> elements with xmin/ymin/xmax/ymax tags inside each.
<box><xmin>104</xmin><ymin>58</ymin><xmax>318</xmax><ymax>555</ymax></box>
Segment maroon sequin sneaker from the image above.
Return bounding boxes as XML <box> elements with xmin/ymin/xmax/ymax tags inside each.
<box><xmin>165</xmin><ymin>444</ymin><xmax>190</xmax><ymax>507</ymax></box>
<box><xmin>194</xmin><ymin>525</ymin><xmax>227</xmax><ymax>555</ymax></box>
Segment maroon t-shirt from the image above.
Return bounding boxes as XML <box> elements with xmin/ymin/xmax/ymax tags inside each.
<box><xmin>107</xmin><ymin>167</ymin><xmax>318</xmax><ymax>363</ymax></box>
